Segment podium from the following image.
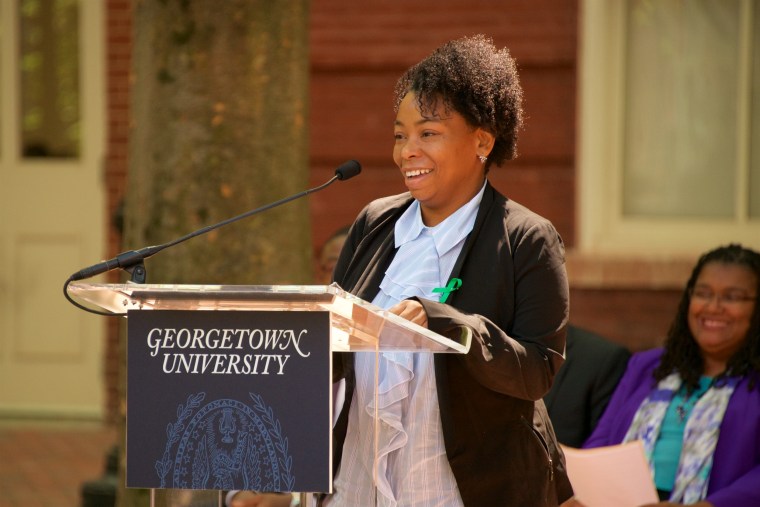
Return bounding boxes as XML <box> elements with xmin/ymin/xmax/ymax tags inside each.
<box><xmin>69</xmin><ymin>282</ymin><xmax>471</xmax><ymax>506</ymax></box>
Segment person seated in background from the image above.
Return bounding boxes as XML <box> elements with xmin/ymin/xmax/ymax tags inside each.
<box><xmin>579</xmin><ymin>244</ymin><xmax>760</xmax><ymax>507</ymax></box>
<box><xmin>543</xmin><ymin>325</ymin><xmax>631</xmax><ymax>448</ymax></box>
<box><xmin>315</xmin><ymin>226</ymin><xmax>350</xmax><ymax>285</ymax></box>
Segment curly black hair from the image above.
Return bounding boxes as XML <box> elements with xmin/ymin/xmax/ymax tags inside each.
<box><xmin>393</xmin><ymin>34</ymin><xmax>523</xmax><ymax>170</ymax></box>
<box><xmin>653</xmin><ymin>244</ymin><xmax>760</xmax><ymax>392</ymax></box>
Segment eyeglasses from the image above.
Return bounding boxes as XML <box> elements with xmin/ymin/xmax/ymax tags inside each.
<box><xmin>688</xmin><ymin>288</ymin><xmax>757</xmax><ymax>306</ymax></box>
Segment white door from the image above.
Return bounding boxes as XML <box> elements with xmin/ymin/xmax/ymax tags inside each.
<box><xmin>0</xmin><ymin>0</ymin><xmax>106</xmax><ymax>419</ymax></box>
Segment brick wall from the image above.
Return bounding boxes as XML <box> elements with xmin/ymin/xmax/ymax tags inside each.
<box><xmin>104</xmin><ymin>0</ymin><xmax>579</xmax><ymax>282</ymax></box>
<box><xmin>308</xmin><ymin>0</ymin><xmax>578</xmax><ymax>251</ymax></box>
<box><xmin>570</xmin><ymin>288</ymin><xmax>680</xmax><ymax>352</ymax></box>
<box><xmin>104</xmin><ymin>0</ymin><xmax>132</xmax><ymax>423</ymax></box>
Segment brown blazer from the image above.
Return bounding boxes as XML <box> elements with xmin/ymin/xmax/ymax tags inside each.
<box><xmin>331</xmin><ymin>182</ymin><xmax>573</xmax><ymax>506</ymax></box>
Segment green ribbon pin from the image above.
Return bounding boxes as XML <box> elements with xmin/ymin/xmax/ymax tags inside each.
<box><xmin>432</xmin><ymin>277</ymin><xmax>462</xmax><ymax>303</ymax></box>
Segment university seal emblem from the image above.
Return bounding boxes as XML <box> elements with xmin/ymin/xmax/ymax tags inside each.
<box><xmin>154</xmin><ymin>392</ymin><xmax>294</xmax><ymax>491</ymax></box>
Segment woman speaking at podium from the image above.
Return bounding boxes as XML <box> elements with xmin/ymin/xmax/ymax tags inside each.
<box><xmin>320</xmin><ymin>35</ymin><xmax>572</xmax><ymax>507</ymax></box>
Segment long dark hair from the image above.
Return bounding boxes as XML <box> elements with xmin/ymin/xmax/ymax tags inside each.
<box><xmin>653</xmin><ymin>244</ymin><xmax>760</xmax><ymax>391</ymax></box>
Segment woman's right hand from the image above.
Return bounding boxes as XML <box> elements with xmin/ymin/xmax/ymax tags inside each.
<box><xmin>388</xmin><ymin>299</ymin><xmax>428</xmax><ymax>328</ymax></box>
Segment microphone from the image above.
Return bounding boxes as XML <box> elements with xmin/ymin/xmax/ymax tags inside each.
<box><xmin>67</xmin><ymin>160</ymin><xmax>361</xmax><ymax>283</ymax></box>
<box><xmin>335</xmin><ymin>159</ymin><xmax>361</xmax><ymax>180</ymax></box>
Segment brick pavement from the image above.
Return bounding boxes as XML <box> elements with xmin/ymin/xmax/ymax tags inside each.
<box><xmin>0</xmin><ymin>421</ymin><xmax>118</xmax><ymax>507</ymax></box>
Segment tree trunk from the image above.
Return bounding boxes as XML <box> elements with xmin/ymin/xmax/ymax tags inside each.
<box><xmin>118</xmin><ymin>1</ymin><xmax>310</xmax><ymax>505</ymax></box>
<box><xmin>126</xmin><ymin>0</ymin><xmax>311</xmax><ymax>286</ymax></box>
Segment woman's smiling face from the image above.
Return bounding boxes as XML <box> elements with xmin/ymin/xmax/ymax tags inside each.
<box><xmin>393</xmin><ymin>92</ymin><xmax>493</xmax><ymax>227</ymax></box>
<box><xmin>688</xmin><ymin>261</ymin><xmax>757</xmax><ymax>374</ymax></box>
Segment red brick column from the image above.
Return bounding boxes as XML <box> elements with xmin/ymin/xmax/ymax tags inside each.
<box><xmin>103</xmin><ymin>0</ymin><xmax>132</xmax><ymax>423</ymax></box>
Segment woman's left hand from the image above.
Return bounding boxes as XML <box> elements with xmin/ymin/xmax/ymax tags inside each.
<box><xmin>388</xmin><ymin>299</ymin><xmax>428</xmax><ymax>327</ymax></box>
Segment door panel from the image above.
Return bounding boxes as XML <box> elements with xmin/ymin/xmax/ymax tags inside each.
<box><xmin>0</xmin><ymin>0</ymin><xmax>105</xmax><ymax>419</ymax></box>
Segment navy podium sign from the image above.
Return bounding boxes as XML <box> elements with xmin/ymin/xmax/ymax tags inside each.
<box><xmin>126</xmin><ymin>309</ymin><xmax>332</xmax><ymax>493</ymax></box>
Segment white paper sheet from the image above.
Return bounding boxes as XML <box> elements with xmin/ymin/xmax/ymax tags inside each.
<box><xmin>561</xmin><ymin>441</ymin><xmax>659</xmax><ymax>507</ymax></box>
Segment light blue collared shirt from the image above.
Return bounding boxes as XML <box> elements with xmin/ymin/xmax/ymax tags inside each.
<box><xmin>330</xmin><ymin>183</ymin><xmax>485</xmax><ymax>507</ymax></box>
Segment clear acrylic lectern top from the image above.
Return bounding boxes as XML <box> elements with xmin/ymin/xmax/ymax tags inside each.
<box><xmin>68</xmin><ymin>282</ymin><xmax>471</xmax><ymax>354</ymax></box>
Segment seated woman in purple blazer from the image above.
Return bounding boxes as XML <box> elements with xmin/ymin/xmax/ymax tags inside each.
<box><xmin>581</xmin><ymin>244</ymin><xmax>760</xmax><ymax>507</ymax></box>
